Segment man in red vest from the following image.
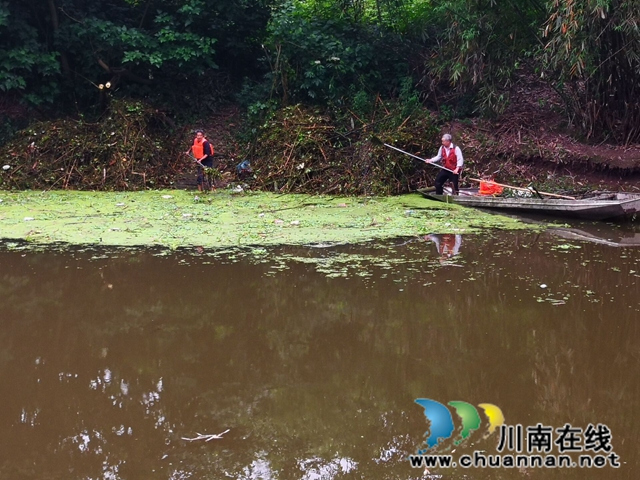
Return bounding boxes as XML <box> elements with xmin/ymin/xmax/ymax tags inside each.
<box><xmin>427</xmin><ymin>134</ymin><xmax>464</xmax><ymax>195</ymax></box>
<box><xmin>186</xmin><ymin>129</ymin><xmax>215</xmax><ymax>191</ymax></box>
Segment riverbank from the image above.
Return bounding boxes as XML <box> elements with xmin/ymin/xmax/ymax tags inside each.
<box><xmin>3</xmin><ymin>93</ymin><xmax>639</xmax><ymax>197</ymax></box>
<box><xmin>0</xmin><ymin>190</ymin><xmax>534</xmax><ymax>249</ymax></box>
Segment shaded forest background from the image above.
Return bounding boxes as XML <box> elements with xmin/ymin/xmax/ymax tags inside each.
<box><xmin>1</xmin><ymin>0</ymin><xmax>639</xmax><ymax>193</ymax></box>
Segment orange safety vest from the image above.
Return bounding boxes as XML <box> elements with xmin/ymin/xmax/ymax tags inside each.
<box><xmin>440</xmin><ymin>145</ymin><xmax>458</xmax><ymax>171</ymax></box>
<box><xmin>191</xmin><ymin>137</ymin><xmax>213</xmax><ymax>159</ymax></box>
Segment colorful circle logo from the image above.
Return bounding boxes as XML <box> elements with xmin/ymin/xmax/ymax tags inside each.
<box><xmin>415</xmin><ymin>398</ymin><xmax>505</xmax><ymax>449</ymax></box>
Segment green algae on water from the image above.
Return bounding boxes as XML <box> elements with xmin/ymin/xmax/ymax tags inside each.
<box><xmin>0</xmin><ymin>190</ymin><xmax>537</xmax><ymax>248</ymax></box>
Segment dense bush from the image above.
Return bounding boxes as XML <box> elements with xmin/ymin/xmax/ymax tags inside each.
<box><xmin>0</xmin><ymin>99</ymin><xmax>183</xmax><ymax>190</ymax></box>
<box><xmin>248</xmin><ymin>101</ymin><xmax>440</xmax><ymax>195</ymax></box>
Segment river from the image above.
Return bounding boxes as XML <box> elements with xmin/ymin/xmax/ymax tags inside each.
<box><xmin>0</xmin><ymin>222</ymin><xmax>638</xmax><ymax>479</ymax></box>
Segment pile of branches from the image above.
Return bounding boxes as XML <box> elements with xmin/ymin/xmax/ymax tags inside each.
<box><xmin>0</xmin><ymin>99</ymin><xmax>186</xmax><ymax>190</ymax></box>
<box><xmin>248</xmin><ymin>104</ymin><xmax>440</xmax><ymax>195</ymax></box>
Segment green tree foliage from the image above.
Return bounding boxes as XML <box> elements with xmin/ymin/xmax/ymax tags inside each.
<box><xmin>0</xmin><ymin>2</ymin><xmax>60</xmax><ymax>103</ymax></box>
<box><xmin>415</xmin><ymin>0</ymin><xmax>546</xmax><ymax>117</ymax></box>
<box><xmin>0</xmin><ymin>0</ymin><xmax>273</xmax><ymax>114</ymax></box>
<box><xmin>542</xmin><ymin>0</ymin><xmax>640</xmax><ymax>144</ymax></box>
<box><xmin>261</xmin><ymin>0</ymin><xmax>412</xmax><ymax>106</ymax></box>
<box><xmin>2</xmin><ymin>0</ymin><xmax>639</xmax><ymax>149</ymax></box>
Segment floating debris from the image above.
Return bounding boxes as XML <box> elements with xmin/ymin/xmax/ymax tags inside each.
<box><xmin>0</xmin><ymin>190</ymin><xmax>533</xmax><ymax>248</ymax></box>
<box><xmin>182</xmin><ymin>429</ymin><xmax>230</xmax><ymax>442</ymax></box>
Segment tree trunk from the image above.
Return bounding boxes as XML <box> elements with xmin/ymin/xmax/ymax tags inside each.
<box><xmin>47</xmin><ymin>0</ymin><xmax>71</xmax><ymax>77</ymax></box>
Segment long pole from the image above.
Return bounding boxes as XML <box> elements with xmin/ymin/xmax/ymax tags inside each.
<box><xmin>184</xmin><ymin>152</ymin><xmax>204</xmax><ymax>167</ymax></box>
<box><xmin>372</xmin><ymin>137</ymin><xmax>456</xmax><ymax>174</ymax></box>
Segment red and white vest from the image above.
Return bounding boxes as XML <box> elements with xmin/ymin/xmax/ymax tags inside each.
<box><xmin>440</xmin><ymin>145</ymin><xmax>457</xmax><ymax>171</ymax></box>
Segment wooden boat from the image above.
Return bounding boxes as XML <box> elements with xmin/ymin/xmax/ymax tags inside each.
<box><xmin>418</xmin><ymin>188</ymin><xmax>640</xmax><ymax>220</ymax></box>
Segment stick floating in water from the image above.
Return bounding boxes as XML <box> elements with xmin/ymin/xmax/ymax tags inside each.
<box><xmin>182</xmin><ymin>429</ymin><xmax>230</xmax><ymax>442</ymax></box>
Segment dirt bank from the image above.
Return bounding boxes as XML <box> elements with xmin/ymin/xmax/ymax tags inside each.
<box><xmin>2</xmin><ymin>85</ymin><xmax>639</xmax><ymax>195</ymax></box>
<box><xmin>445</xmin><ymin>74</ymin><xmax>640</xmax><ymax>193</ymax></box>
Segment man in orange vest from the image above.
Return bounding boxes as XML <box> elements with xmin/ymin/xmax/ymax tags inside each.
<box><xmin>427</xmin><ymin>133</ymin><xmax>464</xmax><ymax>195</ymax></box>
<box><xmin>186</xmin><ymin>129</ymin><xmax>215</xmax><ymax>191</ymax></box>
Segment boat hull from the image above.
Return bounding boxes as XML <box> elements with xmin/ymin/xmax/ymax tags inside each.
<box><xmin>419</xmin><ymin>189</ymin><xmax>640</xmax><ymax>220</ymax></box>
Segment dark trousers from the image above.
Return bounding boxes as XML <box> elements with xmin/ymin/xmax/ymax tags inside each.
<box><xmin>435</xmin><ymin>169</ymin><xmax>459</xmax><ymax>195</ymax></box>
<box><xmin>197</xmin><ymin>156</ymin><xmax>214</xmax><ymax>188</ymax></box>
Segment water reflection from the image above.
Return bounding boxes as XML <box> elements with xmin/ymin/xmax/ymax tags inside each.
<box><xmin>548</xmin><ymin>220</ymin><xmax>640</xmax><ymax>247</ymax></box>
<box><xmin>0</xmin><ymin>229</ymin><xmax>638</xmax><ymax>479</ymax></box>
<box><xmin>424</xmin><ymin>233</ymin><xmax>463</xmax><ymax>264</ymax></box>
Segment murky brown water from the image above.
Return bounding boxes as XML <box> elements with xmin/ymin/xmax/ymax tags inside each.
<box><xmin>0</xmin><ymin>225</ymin><xmax>638</xmax><ymax>479</ymax></box>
